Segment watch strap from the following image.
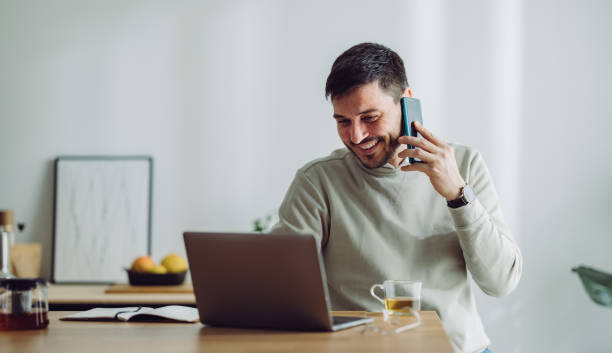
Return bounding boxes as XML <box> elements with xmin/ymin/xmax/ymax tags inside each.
<box><xmin>447</xmin><ymin>185</ymin><xmax>475</xmax><ymax>209</ymax></box>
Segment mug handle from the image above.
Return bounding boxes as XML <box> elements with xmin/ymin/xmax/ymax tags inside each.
<box><xmin>370</xmin><ymin>284</ymin><xmax>385</xmax><ymax>304</ymax></box>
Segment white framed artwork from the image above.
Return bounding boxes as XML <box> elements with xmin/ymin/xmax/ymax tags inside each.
<box><xmin>52</xmin><ymin>156</ymin><xmax>153</xmax><ymax>283</ymax></box>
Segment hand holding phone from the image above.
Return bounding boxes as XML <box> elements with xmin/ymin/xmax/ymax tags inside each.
<box><xmin>398</xmin><ymin>97</ymin><xmax>468</xmax><ymax>201</ymax></box>
<box><xmin>400</xmin><ymin>97</ymin><xmax>423</xmax><ymax>164</ymax></box>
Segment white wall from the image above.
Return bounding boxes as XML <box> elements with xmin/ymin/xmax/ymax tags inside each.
<box><xmin>1</xmin><ymin>1</ymin><xmax>611</xmax><ymax>352</ymax></box>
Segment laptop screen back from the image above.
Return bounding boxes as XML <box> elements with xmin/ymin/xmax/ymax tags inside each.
<box><xmin>184</xmin><ymin>232</ymin><xmax>333</xmax><ymax>331</ymax></box>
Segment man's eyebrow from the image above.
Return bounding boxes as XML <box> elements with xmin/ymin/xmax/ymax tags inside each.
<box><xmin>333</xmin><ymin>109</ymin><xmax>379</xmax><ymax>119</ymax></box>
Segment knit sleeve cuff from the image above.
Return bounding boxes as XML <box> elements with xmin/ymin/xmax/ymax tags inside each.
<box><xmin>447</xmin><ymin>197</ymin><xmax>487</xmax><ymax>229</ymax></box>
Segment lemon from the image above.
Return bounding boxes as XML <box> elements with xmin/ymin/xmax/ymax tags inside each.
<box><xmin>161</xmin><ymin>254</ymin><xmax>188</xmax><ymax>273</ymax></box>
<box><xmin>150</xmin><ymin>264</ymin><xmax>168</xmax><ymax>274</ymax></box>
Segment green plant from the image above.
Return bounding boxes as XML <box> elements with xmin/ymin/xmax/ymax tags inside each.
<box><xmin>253</xmin><ymin>210</ymin><xmax>278</xmax><ymax>233</ymax></box>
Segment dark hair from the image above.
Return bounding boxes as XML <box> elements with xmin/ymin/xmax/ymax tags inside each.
<box><xmin>325</xmin><ymin>42</ymin><xmax>408</xmax><ymax>102</ymax></box>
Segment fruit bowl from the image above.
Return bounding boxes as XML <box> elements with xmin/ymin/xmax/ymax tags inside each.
<box><xmin>125</xmin><ymin>268</ymin><xmax>187</xmax><ymax>286</ymax></box>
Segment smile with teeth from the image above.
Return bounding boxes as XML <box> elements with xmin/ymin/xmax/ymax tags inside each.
<box><xmin>358</xmin><ymin>139</ymin><xmax>379</xmax><ymax>151</ymax></box>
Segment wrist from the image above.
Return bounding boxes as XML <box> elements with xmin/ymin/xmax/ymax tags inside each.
<box><xmin>445</xmin><ymin>182</ymin><xmax>467</xmax><ymax>201</ymax></box>
<box><xmin>446</xmin><ymin>187</ymin><xmax>462</xmax><ymax>201</ymax></box>
<box><xmin>447</xmin><ymin>184</ymin><xmax>476</xmax><ymax>209</ymax></box>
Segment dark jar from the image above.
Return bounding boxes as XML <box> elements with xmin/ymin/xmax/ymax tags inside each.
<box><xmin>0</xmin><ymin>278</ymin><xmax>49</xmax><ymax>330</ymax></box>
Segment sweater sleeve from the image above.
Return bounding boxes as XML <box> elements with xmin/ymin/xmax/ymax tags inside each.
<box><xmin>268</xmin><ymin>170</ymin><xmax>330</xmax><ymax>250</ymax></box>
<box><xmin>448</xmin><ymin>151</ymin><xmax>523</xmax><ymax>297</ymax></box>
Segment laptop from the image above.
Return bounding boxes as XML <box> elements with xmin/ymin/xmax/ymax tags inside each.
<box><xmin>183</xmin><ymin>231</ymin><xmax>373</xmax><ymax>331</ymax></box>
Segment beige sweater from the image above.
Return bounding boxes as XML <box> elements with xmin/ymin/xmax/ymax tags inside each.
<box><xmin>270</xmin><ymin>145</ymin><xmax>522</xmax><ymax>353</ymax></box>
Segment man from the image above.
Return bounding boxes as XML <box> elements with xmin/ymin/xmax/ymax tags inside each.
<box><xmin>270</xmin><ymin>42</ymin><xmax>522</xmax><ymax>353</ymax></box>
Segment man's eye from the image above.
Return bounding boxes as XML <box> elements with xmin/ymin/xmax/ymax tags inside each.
<box><xmin>337</xmin><ymin>120</ymin><xmax>350</xmax><ymax>125</ymax></box>
<box><xmin>363</xmin><ymin>116</ymin><xmax>378</xmax><ymax>122</ymax></box>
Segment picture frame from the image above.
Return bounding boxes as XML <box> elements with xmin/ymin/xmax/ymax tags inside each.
<box><xmin>52</xmin><ymin>156</ymin><xmax>153</xmax><ymax>283</ymax></box>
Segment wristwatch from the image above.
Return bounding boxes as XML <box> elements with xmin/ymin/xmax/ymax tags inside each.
<box><xmin>447</xmin><ymin>184</ymin><xmax>476</xmax><ymax>209</ymax></box>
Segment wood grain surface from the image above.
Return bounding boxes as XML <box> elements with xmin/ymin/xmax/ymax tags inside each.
<box><xmin>0</xmin><ymin>311</ymin><xmax>454</xmax><ymax>353</ymax></box>
<box><xmin>105</xmin><ymin>283</ymin><xmax>194</xmax><ymax>294</ymax></box>
<box><xmin>48</xmin><ymin>284</ymin><xmax>195</xmax><ymax>307</ymax></box>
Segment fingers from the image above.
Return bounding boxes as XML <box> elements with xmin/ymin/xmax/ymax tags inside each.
<box><xmin>401</xmin><ymin>161</ymin><xmax>427</xmax><ymax>173</ymax></box>
<box><xmin>413</xmin><ymin>121</ymin><xmax>445</xmax><ymax>148</ymax></box>
<box><xmin>397</xmin><ymin>134</ymin><xmax>440</xmax><ymax>153</ymax></box>
<box><xmin>398</xmin><ymin>147</ymin><xmax>435</xmax><ymax>163</ymax></box>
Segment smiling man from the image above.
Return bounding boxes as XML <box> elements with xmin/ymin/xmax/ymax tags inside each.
<box><xmin>270</xmin><ymin>43</ymin><xmax>522</xmax><ymax>353</ymax></box>
<box><xmin>333</xmin><ymin>82</ymin><xmax>402</xmax><ymax>169</ymax></box>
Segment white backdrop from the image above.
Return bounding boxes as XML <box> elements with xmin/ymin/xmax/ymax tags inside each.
<box><xmin>1</xmin><ymin>0</ymin><xmax>612</xmax><ymax>352</ymax></box>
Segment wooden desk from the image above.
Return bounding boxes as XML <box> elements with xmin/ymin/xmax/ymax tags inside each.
<box><xmin>1</xmin><ymin>311</ymin><xmax>454</xmax><ymax>353</ymax></box>
<box><xmin>48</xmin><ymin>284</ymin><xmax>196</xmax><ymax>310</ymax></box>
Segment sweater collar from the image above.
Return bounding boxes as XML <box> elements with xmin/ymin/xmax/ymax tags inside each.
<box><xmin>347</xmin><ymin>151</ymin><xmax>406</xmax><ymax>177</ymax></box>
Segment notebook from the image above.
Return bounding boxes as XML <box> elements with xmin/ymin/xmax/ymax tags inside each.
<box><xmin>61</xmin><ymin>305</ymin><xmax>199</xmax><ymax>322</ymax></box>
<box><xmin>183</xmin><ymin>232</ymin><xmax>373</xmax><ymax>331</ymax></box>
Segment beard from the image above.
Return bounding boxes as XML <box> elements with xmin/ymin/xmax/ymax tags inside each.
<box><xmin>346</xmin><ymin>136</ymin><xmax>401</xmax><ymax>169</ymax></box>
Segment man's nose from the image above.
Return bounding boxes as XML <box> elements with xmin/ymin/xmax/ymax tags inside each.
<box><xmin>350</xmin><ymin>122</ymin><xmax>368</xmax><ymax>144</ymax></box>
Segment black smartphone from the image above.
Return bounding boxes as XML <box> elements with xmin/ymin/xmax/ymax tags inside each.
<box><xmin>400</xmin><ymin>97</ymin><xmax>423</xmax><ymax>164</ymax></box>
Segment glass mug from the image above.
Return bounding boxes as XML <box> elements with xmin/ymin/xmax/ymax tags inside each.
<box><xmin>369</xmin><ymin>280</ymin><xmax>422</xmax><ymax>333</ymax></box>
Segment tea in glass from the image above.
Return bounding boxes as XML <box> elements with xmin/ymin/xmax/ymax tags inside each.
<box><xmin>370</xmin><ymin>280</ymin><xmax>422</xmax><ymax>316</ymax></box>
<box><xmin>384</xmin><ymin>296</ymin><xmax>421</xmax><ymax>314</ymax></box>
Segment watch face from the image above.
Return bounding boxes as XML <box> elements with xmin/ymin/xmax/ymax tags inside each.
<box><xmin>463</xmin><ymin>185</ymin><xmax>476</xmax><ymax>203</ymax></box>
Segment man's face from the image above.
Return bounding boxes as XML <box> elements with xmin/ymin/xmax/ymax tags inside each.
<box><xmin>332</xmin><ymin>81</ymin><xmax>405</xmax><ymax>169</ymax></box>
